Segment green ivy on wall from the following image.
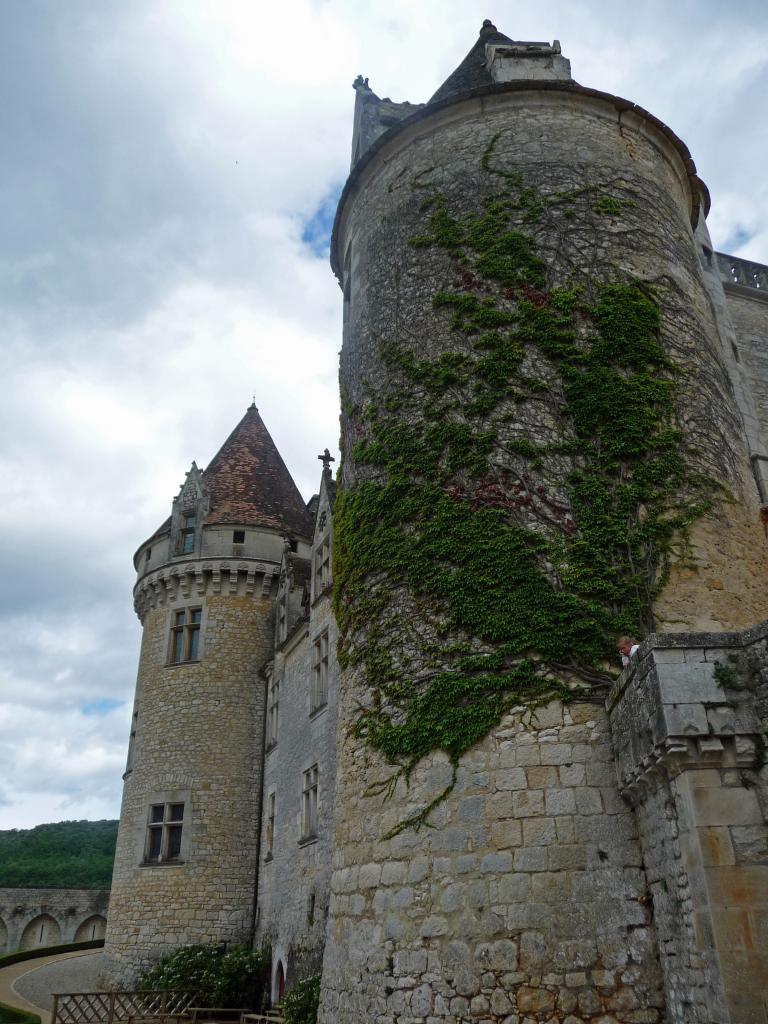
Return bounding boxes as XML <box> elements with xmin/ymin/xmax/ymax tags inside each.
<box><xmin>334</xmin><ymin>131</ymin><xmax>714</xmax><ymax>834</ymax></box>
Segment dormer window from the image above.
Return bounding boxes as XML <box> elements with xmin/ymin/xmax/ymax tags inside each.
<box><xmin>178</xmin><ymin>511</ymin><xmax>197</xmax><ymax>555</ymax></box>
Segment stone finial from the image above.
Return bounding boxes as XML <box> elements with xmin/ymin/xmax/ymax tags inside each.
<box><xmin>353</xmin><ymin>74</ymin><xmax>371</xmax><ymax>92</ymax></box>
<box><xmin>318</xmin><ymin>448</ymin><xmax>336</xmax><ymax>471</ymax></box>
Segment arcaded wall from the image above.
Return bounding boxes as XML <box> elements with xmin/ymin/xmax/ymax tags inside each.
<box><xmin>0</xmin><ymin>888</ymin><xmax>109</xmax><ymax>953</ymax></box>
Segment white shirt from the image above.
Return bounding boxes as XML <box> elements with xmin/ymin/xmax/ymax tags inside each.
<box><xmin>621</xmin><ymin>644</ymin><xmax>640</xmax><ymax>667</ymax></box>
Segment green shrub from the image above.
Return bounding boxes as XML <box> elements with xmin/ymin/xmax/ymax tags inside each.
<box><xmin>0</xmin><ymin>1002</ymin><xmax>41</xmax><ymax>1024</ymax></box>
<box><xmin>139</xmin><ymin>945</ymin><xmax>267</xmax><ymax>1009</ymax></box>
<box><xmin>282</xmin><ymin>976</ymin><xmax>320</xmax><ymax>1024</ymax></box>
<box><xmin>0</xmin><ymin>940</ymin><xmax>103</xmax><ymax>970</ymax></box>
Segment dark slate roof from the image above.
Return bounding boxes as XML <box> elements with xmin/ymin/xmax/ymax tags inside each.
<box><xmin>202</xmin><ymin>404</ymin><xmax>313</xmax><ymax>537</ymax></box>
<box><xmin>428</xmin><ymin>19</ymin><xmax>513</xmax><ymax>105</ymax></box>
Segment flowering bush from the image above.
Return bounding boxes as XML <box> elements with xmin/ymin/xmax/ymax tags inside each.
<box><xmin>139</xmin><ymin>944</ymin><xmax>267</xmax><ymax>1009</ymax></box>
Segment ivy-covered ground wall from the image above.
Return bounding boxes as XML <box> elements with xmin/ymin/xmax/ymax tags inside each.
<box><xmin>320</xmin><ymin>91</ymin><xmax>768</xmax><ymax>1024</ymax></box>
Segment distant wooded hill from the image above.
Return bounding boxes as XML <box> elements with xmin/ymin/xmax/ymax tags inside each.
<box><xmin>0</xmin><ymin>819</ymin><xmax>118</xmax><ymax>889</ymax></box>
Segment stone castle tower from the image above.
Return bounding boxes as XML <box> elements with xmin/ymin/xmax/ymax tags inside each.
<box><xmin>320</xmin><ymin>21</ymin><xmax>768</xmax><ymax>1024</ymax></box>
<box><xmin>104</xmin><ymin>20</ymin><xmax>768</xmax><ymax>1024</ymax></box>
<box><xmin>105</xmin><ymin>405</ymin><xmax>313</xmax><ymax>982</ymax></box>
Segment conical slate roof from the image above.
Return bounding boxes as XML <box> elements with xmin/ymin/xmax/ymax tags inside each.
<box><xmin>428</xmin><ymin>19</ymin><xmax>513</xmax><ymax>105</ymax></box>
<box><xmin>202</xmin><ymin>404</ymin><xmax>313</xmax><ymax>537</ymax></box>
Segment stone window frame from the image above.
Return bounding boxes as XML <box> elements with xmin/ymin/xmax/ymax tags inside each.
<box><xmin>264</xmin><ymin>790</ymin><xmax>276</xmax><ymax>862</ymax></box>
<box><xmin>168</xmin><ymin>605</ymin><xmax>203</xmax><ymax>665</ymax></box>
<box><xmin>177</xmin><ymin>510</ymin><xmax>197</xmax><ymax>555</ymax></box>
<box><xmin>266</xmin><ymin>677</ymin><xmax>280</xmax><ymax>749</ymax></box>
<box><xmin>277</xmin><ymin>588</ymin><xmax>287</xmax><ymax>644</ymax></box>
<box><xmin>300</xmin><ymin>764</ymin><xmax>319</xmax><ymax>843</ymax></box>
<box><xmin>140</xmin><ymin>790</ymin><xmax>191</xmax><ymax>867</ymax></box>
<box><xmin>313</xmin><ymin>533</ymin><xmax>331</xmax><ymax>599</ymax></box>
<box><xmin>310</xmin><ymin>631</ymin><xmax>329</xmax><ymax>715</ymax></box>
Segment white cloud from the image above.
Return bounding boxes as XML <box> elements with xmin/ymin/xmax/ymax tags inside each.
<box><xmin>0</xmin><ymin>0</ymin><xmax>765</xmax><ymax>831</ymax></box>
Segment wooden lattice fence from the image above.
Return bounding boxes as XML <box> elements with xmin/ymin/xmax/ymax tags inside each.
<box><xmin>51</xmin><ymin>991</ymin><xmax>198</xmax><ymax>1024</ymax></box>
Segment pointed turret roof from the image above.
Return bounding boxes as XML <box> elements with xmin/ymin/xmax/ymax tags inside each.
<box><xmin>202</xmin><ymin>404</ymin><xmax>313</xmax><ymax>537</ymax></box>
<box><xmin>428</xmin><ymin>19</ymin><xmax>513</xmax><ymax>106</ymax></box>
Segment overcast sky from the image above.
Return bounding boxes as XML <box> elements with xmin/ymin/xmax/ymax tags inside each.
<box><xmin>0</xmin><ymin>0</ymin><xmax>766</xmax><ymax>832</ymax></box>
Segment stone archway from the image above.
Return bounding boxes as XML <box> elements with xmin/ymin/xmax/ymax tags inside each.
<box><xmin>74</xmin><ymin>915</ymin><xmax>107</xmax><ymax>942</ymax></box>
<box><xmin>0</xmin><ymin>916</ymin><xmax>8</xmax><ymax>954</ymax></box>
<box><xmin>19</xmin><ymin>913</ymin><xmax>61</xmax><ymax>950</ymax></box>
<box><xmin>273</xmin><ymin>959</ymin><xmax>286</xmax><ymax>1005</ymax></box>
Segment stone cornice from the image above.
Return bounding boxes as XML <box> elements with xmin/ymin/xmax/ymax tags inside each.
<box><xmin>332</xmin><ymin>79</ymin><xmax>709</xmax><ymax>280</ymax></box>
<box><xmin>133</xmin><ymin>556</ymin><xmax>281</xmax><ymax>621</ymax></box>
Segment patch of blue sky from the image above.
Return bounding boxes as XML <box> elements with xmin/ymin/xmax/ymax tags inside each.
<box><xmin>81</xmin><ymin>698</ymin><xmax>124</xmax><ymax>716</ymax></box>
<box><xmin>301</xmin><ymin>184</ymin><xmax>343</xmax><ymax>257</ymax></box>
<box><xmin>722</xmin><ymin>225</ymin><xmax>755</xmax><ymax>253</ymax></box>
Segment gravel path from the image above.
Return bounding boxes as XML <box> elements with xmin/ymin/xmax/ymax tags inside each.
<box><xmin>12</xmin><ymin>951</ymin><xmax>108</xmax><ymax>1013</ymax></box>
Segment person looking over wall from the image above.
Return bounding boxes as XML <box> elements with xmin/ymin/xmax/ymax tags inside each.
<box><xmin>616</xmin><ymin>636</ymin><xmax>640</xmax><ymax>667</ymax></box>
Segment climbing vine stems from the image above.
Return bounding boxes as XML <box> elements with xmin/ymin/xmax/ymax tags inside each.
<box><xmin>333</xmin><ymin>132</ymin><xmax>715</xmax><ymax>835</ymax></box>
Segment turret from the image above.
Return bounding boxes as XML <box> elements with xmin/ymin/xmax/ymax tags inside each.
<box><xmin>321</xmin><ymin>21</ymin><xmax>768</xmax><ymax>1023</ymax></box>
<box><xmin>104</xmin><ymin>405</ymin><xmax>312</xmax><ymax>984</ymax></box>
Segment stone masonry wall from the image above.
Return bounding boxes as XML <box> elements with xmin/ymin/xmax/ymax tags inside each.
<box><xmin>104</xmin><ymin>570</ymin><xmax>271</xmax><ymax>985</ymax></box>
<box><xmin>323</xmin><ymin>83</ymin><xmax>768</xmax><ymax>1022</ymax></box>
<box><xmin>321</xmin><ymin>698</ymin><xmax>664</xmax><ymax>1023</ymax></box>
<box><xmin>257</xmin><ymin>598</ymin><xmax>339</xmax><ymax>998</ymax></box>
<box><xmin>257</xmin><ymin>480</ymin><xmax>339</xmax><ymax>1000</ymax></box>
<box><xmin>724</xmin><ymin>289</ymin><xmax>768</xmax><ymax>469</ymax></box>
<box><xmin>0</xmin><ymin>888</ymin><xmax>109</xmax><ymax>953</ymax></box>
<box><xmin>608</xmin><ymin>624</ymin><xmax>768</xmax><ymax>1023</ymax></box>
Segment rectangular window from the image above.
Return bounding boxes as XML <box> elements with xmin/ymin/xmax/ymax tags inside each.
<box><xmin>265</xmin><ymin>791</ymin><xmax>275</xmax><ymax>860</ymax></box>
<box><xmin>314</xmin><ymin>536</ymin><xmax>331</xmax><ymax>594</ymax></box>
<box><xmin>145</xmin><ymin>802</ymin><xmax>185</xmax><ymax>863</ymax></box>
<box><xmin>178</xmin><ymin>511</ymin><xmax>197</xmax><ymax>555</ymax></box>
<box><xmin>266</xmin><ymin>678</ymin><xmax>280</xmax><ymax>748</ymax></box>
<box><xmin>170</xmin><ymin>608</ymin><xmax>202</xmax><ymax>664</ymax></box>
<box><xmin>301</xmin><ymin>765</ymin><xmax>319</xmax><ymax>840</ymax></box>
<box><xmin>233</xmin><ymin>529</ymin><xmax>245</xmax><ymax>544</ymax></box>
<box><xmin>311</xmin><ymin>631</ymin><xmax>329</xmax><ymax>713</ymax></box>
<box><xmin>277</xmin><ymin>594</ymin><xmax>287</xmax><ymax>643</ymax></box>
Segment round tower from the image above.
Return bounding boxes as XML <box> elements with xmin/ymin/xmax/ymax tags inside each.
<box><xmin>321</xmin><ymin>22</ymin><xmax>768</xmax><ymax>1023</ymax></box>
<box><xmin>104</xmin><ymin>405</ymin><xmax>312</xmax><ymax>984</ymax></box>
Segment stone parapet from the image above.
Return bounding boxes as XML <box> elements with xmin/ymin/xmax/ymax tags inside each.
<box><xmin>716</xmin><ymin>252</ymin><xmax>768</xmax><ymax>300</ymax></box>
<box><xmin>607</xmin><ymin>622</ymin><xmax>768</xmax><ymax>1023</ymax></box>
<box><xmin>133</xmin><ymin>557</ymin><xmax>279</xmax><ymax>621</ymax></box>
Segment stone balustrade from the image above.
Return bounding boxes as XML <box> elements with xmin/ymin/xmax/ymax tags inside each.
<box><xmin>716</xmin><ymin>252</ymin><xmax>768</xmax><ymax>295</ymax></box>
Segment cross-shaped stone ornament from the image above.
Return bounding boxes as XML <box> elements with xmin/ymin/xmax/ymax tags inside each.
<box><xmin>318</xmin><ymin>448</ymin><xmax>336</xmax><ymax>471</ymax></box>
